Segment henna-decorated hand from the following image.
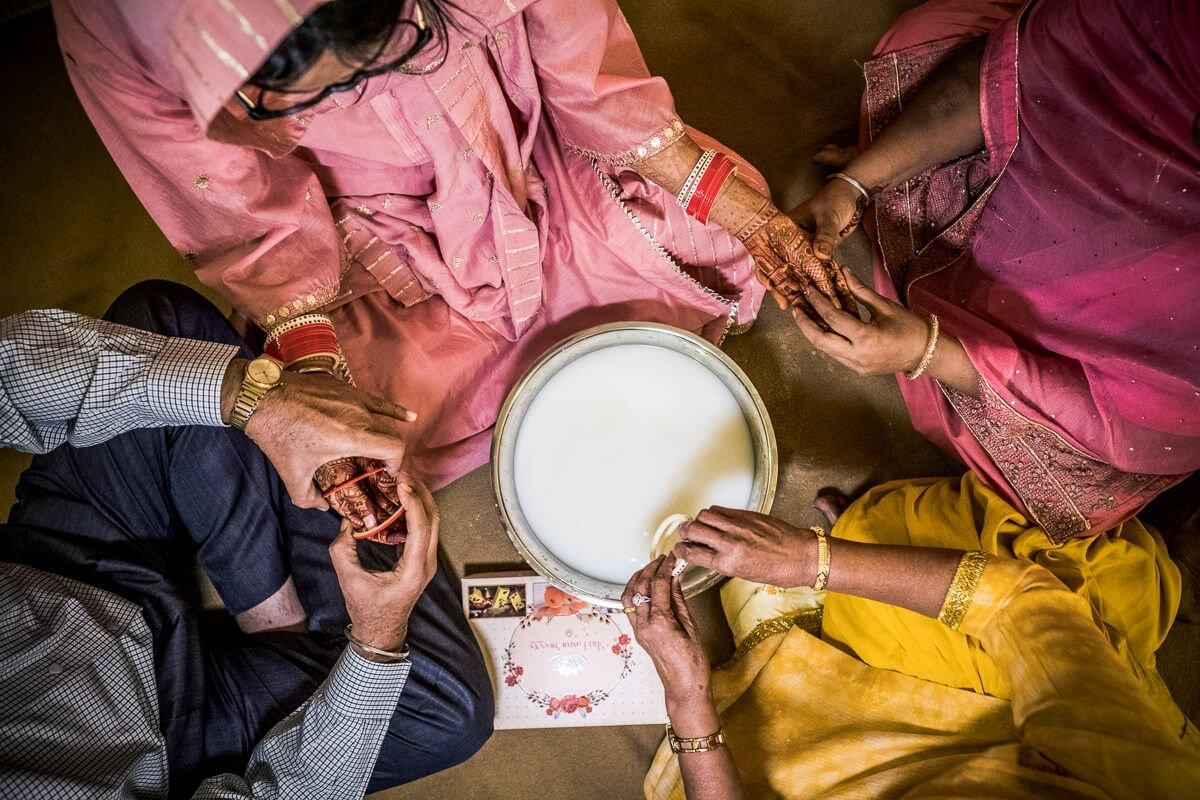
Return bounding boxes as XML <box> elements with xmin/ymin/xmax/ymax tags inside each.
<box><xmin>743</xmin><ymin>212</ymin><xmax>858</xmax><ymax>322</ymax></box>
<box><xmin>315</xmin><ymin>456</ymin><xmax>408</xmax><ymax>544</ymax></box>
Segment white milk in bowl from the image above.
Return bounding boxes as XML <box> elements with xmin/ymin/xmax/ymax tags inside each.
<box><xmin>513</xmin><ymin>344</ymin><xmax>756</xmax><ymax>585</ymax></box>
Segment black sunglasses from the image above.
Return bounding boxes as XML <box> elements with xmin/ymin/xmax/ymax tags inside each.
<box><xmin>237</xmin><ymin>8</ymin><xmax>432</xmax><ymax>121</ymax></box>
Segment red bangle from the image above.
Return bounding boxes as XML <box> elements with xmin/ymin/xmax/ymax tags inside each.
<box><xmin>686</xmin><ymin>153</ymin><xmax>735</xmax><ymax>224</ymax></box>
<box><xmin>265</xmin><ymin>320</ymin><xmax>341</xmax><ymax>368</ymax></box>
<box><xmin>354</xmin><ymin>507</ymin><xmax>407</xmax><ymax>541</ymax></box>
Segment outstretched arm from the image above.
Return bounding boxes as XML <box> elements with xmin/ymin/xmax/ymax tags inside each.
<box><xmin>792</xmin><ymin>38</ymin><xmax>986</xmax><ymax>259</ymax></box>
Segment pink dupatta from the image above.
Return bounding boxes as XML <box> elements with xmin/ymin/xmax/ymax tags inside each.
<box><xmin>864</xmin><ymin>0</ymin><xmax>1200</xmax><ymax>540</ymax></box>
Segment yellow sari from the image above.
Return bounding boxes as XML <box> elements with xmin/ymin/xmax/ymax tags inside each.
<box><xmin>645</xmin><ymin>474</ymin><xmax>1197</xmax><ymax>799</ymax></box>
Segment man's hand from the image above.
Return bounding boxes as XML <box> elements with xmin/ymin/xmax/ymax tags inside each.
<box><xmin>672</xmin><ymin>507</ymin><xmax>818</xmax><ymax>588</ymax></box>
<box><xmin>221</xmin><ymin>361</ymin><xmax>416</xmax><ymax>510</ymax></box>
<box><xmin>328</xmin><ymin>478</ymin><xmax>439</xmax><ymax>660</ymax></box>
<box><xmin>622</xmin><ymin>556</ymin><xmax>711</xmax><ymax>708</ymax></box>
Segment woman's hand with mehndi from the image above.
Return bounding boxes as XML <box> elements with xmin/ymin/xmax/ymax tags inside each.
<box><xmin>794</xmin><ymin>267</ymin><xmax>931</xmax><ymax>376</ymax></box>
<box><xmin>315</xmin><ymin>456</ymin><xmax>408</xmax><ymax>544</ymax></box>
<box><xmin>743</xmin><ymin>212</ymin><xmax>858</xmax><ymax>322</ymax></box>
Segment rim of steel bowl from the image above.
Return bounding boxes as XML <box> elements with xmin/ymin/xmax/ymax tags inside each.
<box><xmin>491</xmin><ymin>322</ymin><xmax>778</xmax><ymax>608</ymax></box>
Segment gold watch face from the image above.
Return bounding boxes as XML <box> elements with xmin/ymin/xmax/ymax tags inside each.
<box><xmin>246</xmin><ymin>357</ymin><xmax>283</xmax><ymax>386</ymax></box>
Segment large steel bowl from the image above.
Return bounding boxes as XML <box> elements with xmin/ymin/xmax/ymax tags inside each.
<box><xmin>492</xmin><ymin>322</ymin><xmax>778</xmax><ymax>607</ymax></box>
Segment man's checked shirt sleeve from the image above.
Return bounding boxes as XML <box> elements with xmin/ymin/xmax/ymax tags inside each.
<box><xmin>0</xmin><ymin>309</ymin><xmax>238</xmax><ymax>452</ymax></box>
<box><xmin>193</xmin><ymin>646</ymin><xmax>409</xmax><ymax>799</ymax></box>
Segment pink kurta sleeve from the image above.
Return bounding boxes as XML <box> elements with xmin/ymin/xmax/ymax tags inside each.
<box><xmin>522</xmin><ymin>0</ymin><xmax>685</xmax><ymax>167</ymax></box>
<box><xmin>54</xmin><ymin>1</ymin><xmax>342</xmax><ymax>328</ymax></box>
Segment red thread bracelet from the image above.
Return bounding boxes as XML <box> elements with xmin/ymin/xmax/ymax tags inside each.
<box><xmin>354</xmin><ymin>507</ymin><xmax>407</xmax><ymax>541</ymax></box>
<box><xmin>321</xmin><ymin>467</ymin><xmax>384</xmax><ymax>499</ymax></box>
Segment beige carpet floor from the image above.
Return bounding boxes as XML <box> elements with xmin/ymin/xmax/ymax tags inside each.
<box><xmin>1</xmin><ymin>3</ymin><xmax>1196</xmax><ymax>799</ymax></box>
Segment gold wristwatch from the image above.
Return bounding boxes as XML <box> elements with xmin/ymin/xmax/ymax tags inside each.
<box><xmin>229</xmin><ymin>356</ymin><xmax>284</xmax><ymax>431</ymax></box>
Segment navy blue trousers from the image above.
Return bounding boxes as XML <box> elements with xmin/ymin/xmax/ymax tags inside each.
<box><xmin>0</xmin><ymin>281</ymin><xmax>492</xmax><ymax>797</ymax></box>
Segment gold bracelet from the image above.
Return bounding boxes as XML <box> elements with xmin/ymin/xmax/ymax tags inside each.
<box><xmin>344</xmin><ymin>624</ymin><xmax>411</xmax><ymax>662</ymax></box>
<box><xmin>666</xmin><ymin>724</ymin><xmax>726</xmax><ymax>754</ymax></box>
<box><xmin>810</xmin><ymin>526</ymin><xmax>830</xmax><ymax>592</ymax></box>
<box><xmin>904</xmin><ymin>313</ymin><xmax>940</xmax><ymax>380</ymax></box>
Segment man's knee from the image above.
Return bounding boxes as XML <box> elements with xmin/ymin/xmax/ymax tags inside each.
<box><xmin>104</xmin><ymin>280</ymin><xmax>238</xmax><ymax>346</ymax></box>
<box><xmin>369</xmin><ymin>674</ymin><xmax>494</xmax><ymax>791</ymax></box>
<box><xmin>443</xmin><ymin>687</ymin><xmax>494</xmax><ymax>767</ymax></box>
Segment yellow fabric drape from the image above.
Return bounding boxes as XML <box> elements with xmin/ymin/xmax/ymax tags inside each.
<box><xmin>644</xmin><ymin>474</ymin><xmax>1197</xmax><ymax>799</ymax></box>
<box><xmin>821</xmin><ymin>473</ymin><xmax>1183</xmax><ymax>726</ymax></box>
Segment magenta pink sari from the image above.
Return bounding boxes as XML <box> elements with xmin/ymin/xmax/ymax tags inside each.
<box><xmin>52</xmin><ymin>0</ymin><xmax>764</xmax><ymax>488</ymax></box>
<box><xmin>864</xmin><ymin>0</ymin><xmax>1200</xmax><ymax>540</ymax></box>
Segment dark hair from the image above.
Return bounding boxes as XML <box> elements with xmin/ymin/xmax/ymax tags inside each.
<box><xmin>251</xmin><ymin>0</ymin><xmax>462</xmax><ymax>89</ymax></box>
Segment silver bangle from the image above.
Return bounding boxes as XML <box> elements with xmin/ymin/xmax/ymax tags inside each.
<box><xmin>827</xmin><ymin>171</ymin><xmax>871</xmax><ymax>202</ymax></box>
<box><xmin>344</xmin><ymin>624</ymin><xmax>411</xmax><ymax>662</ymax></box>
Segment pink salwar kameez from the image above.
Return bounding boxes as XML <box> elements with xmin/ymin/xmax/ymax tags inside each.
<box><xmin>53</xmin><ymin>0</ymin><xmax>765</xmax><ymax>488</ymax></box>
<box><xmin>862</xmin><ymin>0</ymin><xmax>1200</xmax><ymax>540</ymax></box>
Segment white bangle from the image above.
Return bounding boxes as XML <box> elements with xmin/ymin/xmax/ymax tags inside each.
<box><xmin>904</xmin><ymin>314</ymin><xmax>940</xmax><ymax>380</ymax></box>
<box><xmin>676</xmin><ymin>149</ymin><xmax>716</xmax><ymax>210</ymax></box>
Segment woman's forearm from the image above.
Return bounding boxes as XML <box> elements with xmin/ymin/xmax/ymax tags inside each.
<box><xmin>841</xmin><ymin>38</ymin><xmax>986</xmax><ymax>193</ymax></box>
<box><xmin>634</xmin><ymin>134</ymin><xmax>773</xmax><ymax>240</ymax></box>
<box><xmin>925</xmin><ymin>333</ymin><xmax>980</xmax><ymax>396</ymax></box>
<box><xmin>822</xmin><ymin>539</ymin><xmax>964</xmax><ymax>618</ymax></box>
<box><xmin>666</xmin><ymin>694</ymin><xmax>744</xmax><ymax>800</ymax></box>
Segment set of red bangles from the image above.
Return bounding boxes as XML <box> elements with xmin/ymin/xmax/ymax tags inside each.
<box><xmin>676</xmin><ymin>149</ymin><xmax>737</xmax><ymax>224</ymax></box>
<box><xmin>264</xmin><ymin>313</ymin><xmax>343</xmax><ymax>374</ymax></box>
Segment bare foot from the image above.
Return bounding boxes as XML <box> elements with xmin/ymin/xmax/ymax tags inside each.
<box><xmin>813</xmin><ymin>144</ymin><xmax>860</xmax><ymax>170</ymax></box>
<box><xmin>813</xmin><ymin>488</ymin><xmax>849</xmax><ymax>527</ymax></box>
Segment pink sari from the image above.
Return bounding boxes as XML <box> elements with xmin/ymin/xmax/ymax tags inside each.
<box><xmin>52</xmin><ymin>0</ymin><xmax>765</xmax><ymax>487</ymax></box>
<box><xmin>864</xmin><ymin>0</ymin><xmax>1200</xmax><ymax>540</ymax></box>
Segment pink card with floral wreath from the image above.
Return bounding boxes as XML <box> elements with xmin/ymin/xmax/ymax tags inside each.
<box><xmin>463</xmin><ymin>574</ymin><xmax>667</xmax><ymax>729</ymax></box>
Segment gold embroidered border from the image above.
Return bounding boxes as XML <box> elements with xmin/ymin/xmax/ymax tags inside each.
<box><xmin>937</xmin><ymin>551</ymin><xmax>991</xmax><ymax>631</ymax></box>
<box><xmin>263</xmin><ymin>285</ymin><xmax>342</xmax><ymax>329</ymax></box>
<box><xmin>565</xmin><ymin>118</ymin><xmax>686</xmax><ymax>167</ymax></box>
<box><xmin>717</xmin><ymin>608</ymin><xmax>823</xmax><ymax>671</ymax></box>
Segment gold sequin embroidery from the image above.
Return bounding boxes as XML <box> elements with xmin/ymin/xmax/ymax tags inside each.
<box><xmin>718</xmin><ymin>608</ymin><xmax>823</xmax><ymax>670</ymax></box>
<box><xmin>193</xmin><ymin>174</ymin><xmax>212</xmax><ymax>190</ymax></box>
<box><xmin>563</xmin><ymin>118</ymin><xmax>685</xmax><ymax>167</ymax></box>
<box><xmin>937</xmin><ymin>551</ymin><xmax>991</xmax><ymax>631</ymax></box>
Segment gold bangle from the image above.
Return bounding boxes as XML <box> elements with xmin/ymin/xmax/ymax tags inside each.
<box><xmin>810</xmin><ymin>526</ymin><xmax>830</xmax><ymax>592</ymax></box>
<box><xmin>904</xmin><ymin>313</ymin><xmax>940</xmax><ymax>380</ymax></box>
<box><xmin>666</xmin><ymin>724</ymin><xmax>726</xmax><ymax>754</ymax></box>
<box><xmin>344</xmin><ymin>624</ymin><xmax>410</xmax><ymax>662</ymax></box>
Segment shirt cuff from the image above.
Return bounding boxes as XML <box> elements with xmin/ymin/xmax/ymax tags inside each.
<box><xmin>323</xmin><ymin>645</ymin><xmax>410</xmax><ymax>720</ymax></box>
<box><xmin>146</xmin><ymin>337</ymin><xmax>239</xmax><ymax>427</ymax></box>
